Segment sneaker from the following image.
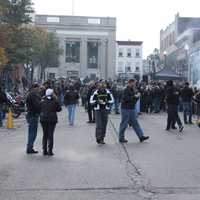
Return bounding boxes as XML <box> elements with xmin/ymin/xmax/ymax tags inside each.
<box><xmin>179</xmin><ymin>126</ymin><xmax>184</xmax><ymax>133</ymax></box>
<box><xmin>48</xmin><ymin>152</ymin><xmax>54</xmax><ymax>156</ymax></box>
<box><xmin>96</xmin><ymin>138</ymin><xmax>101</xmax><ymax>144</ymax></box>
<box><xmin>139</xmin><ymin>136</ymin><xmax>150</xmax><ymax>143</ymax></box>
<box><xmin>26</xmin><ymin>149</ymin><xmax>38</xmax><ymax>154</ymax></box>
<box><xmin>119</xmin><ymin>139</ymin><xmax>128</xmax><ymax>143</ymax></box>
<box><xmin>43</xmin><ymin>151</ymin><xmax>48</xmax><ymax>156</ymax></box>
<box><xmin>171</xmin><ymin>126</ymin><xmax>177</xmax><ymax>130</ymax></box>
<box><xmin>99</xmin><ymin>140</ymin><xmax>105</xmax><ymax>145</ymax></box>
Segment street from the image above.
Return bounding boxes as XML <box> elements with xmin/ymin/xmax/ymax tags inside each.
<box><xmin>0</xmin><ymin>107</ymin><xmax>200</xmax><ymax>200</ymax></box>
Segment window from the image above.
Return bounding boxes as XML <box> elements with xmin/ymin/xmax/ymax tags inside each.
<box><xmin>135</xmin><ymin>48</ymin><xmax>140</xmax><ymax>57</ymax></box>
<box><xmin>135</xmin><ymin>63</ymin><xmax>140</xmax><ymax>72</ymax></box>
<box><xmin>88</xmin><ymin>41</ymin><xmax>98</xmax><ymax>68</ymax></box>
<box><xmin>127</xmin><ymin>48</ymin><xmax>132</xmax><ymax>57</ymax></box>
<box><xmin>126</xmin><ymin>62</ymin><xmax>132</xmax><ymax>72</ymax></box>
<box><xmin>135</xmin><ymin>67</ymin><xmax>140</xmax><ymax>72</ymax></box>
<box><xmin>48</xmin><ymin>73</ymin><xmax>55</xmax><ymax>79</ymax></box>
<box><xmin>118</xmin><ymin>48</ymin><xmax>123</xmax><ymax>57</ymax></box>
<box><xmin>118</xmin><ymin>62</ymin><xmax>124</xmax><ymax>72</ymax></box>
<box><xmin>65</xmin><ymin>41</ymin><xmax>80</xmax><ymax>63</ymax></box>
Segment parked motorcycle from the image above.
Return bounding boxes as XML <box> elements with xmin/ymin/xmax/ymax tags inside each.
<box><xmin>6</xmin><ymin>92</ymin><xmax>25</xmax><ymax>118</ymax></box>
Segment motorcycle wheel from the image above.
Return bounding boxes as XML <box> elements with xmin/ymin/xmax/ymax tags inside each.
<box><xmin>10</xmin><ymin>106</ymin><xmax>21</xmax><ymax>118</ymax></box>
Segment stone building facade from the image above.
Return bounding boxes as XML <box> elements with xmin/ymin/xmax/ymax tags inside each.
<box><xmin>34</xmin><ymin>15</ymin><xmax>116</xmax><ymax>80</ymax></box>
<box><xmin>116</xmin><ymin>41</ymin><xmax>143</xmax><ymax>80</ymax></box>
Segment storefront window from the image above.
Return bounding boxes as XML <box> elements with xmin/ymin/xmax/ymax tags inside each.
<box><xmin>65</xmin><ymin>41</ymin><xmax>80</xmax><ymax>63</ymax></box>
<box><xmin>87</xmin><ymin>41</ymin><xmax>98</xmax><ymax>68</ymax></box>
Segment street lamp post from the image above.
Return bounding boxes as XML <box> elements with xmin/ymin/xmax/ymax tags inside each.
<box><xmin>184</xmin><ymin>44</ymin><xmax>190</xmax><ymax>83</ymax></box>
<box><xmin>163</xmin><ymin>51</ymin><xmax>167</xmax><ymax>69</ymax></box>
<box><xmin>72</xmin><ymin>0</ymin><xmax>75</xmax><ymax>15</ymax></box>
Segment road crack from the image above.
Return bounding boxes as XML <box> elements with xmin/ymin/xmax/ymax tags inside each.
<box><xmin>109</xmin><ymin>118</ymin><xmax>200</xmax><ymax>199</ymax></box>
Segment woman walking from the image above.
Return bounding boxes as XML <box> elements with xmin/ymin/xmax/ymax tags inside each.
<box><xmin>40</xmin><ymin>89</ymin><xmax>62</xmax><ymax>156</ymax></box>
<box><xmin>64</xmin><ymin>85</ymin><xmax>79</xmax><ymax>126</ymax></box>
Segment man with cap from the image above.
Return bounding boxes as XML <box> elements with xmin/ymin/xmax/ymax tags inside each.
<box><xmin>25</xmin><ymin>83</ymin><xmax>41</xmax><ymax>154</ymax></box>
<box><xmin>90</xmin><ymin>81</ymin><xmax>114</xmax><ymax>144</ymax></box>
<box><xmin>119</xmin><ymin>79</ymin><xmax>149</xmax><ymax>143</ymax></box>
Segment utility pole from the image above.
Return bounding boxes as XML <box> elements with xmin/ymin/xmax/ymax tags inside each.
<box><xmin>72</xmin><ymin>0</ymin><xmax>75</xmax><ymax>15</ymax></box>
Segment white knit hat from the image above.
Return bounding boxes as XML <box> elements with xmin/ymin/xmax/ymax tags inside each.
<box><xmin>46</xmin><ymin>89</ymin><xmax>53</xmax><ymax>99</ymax></box>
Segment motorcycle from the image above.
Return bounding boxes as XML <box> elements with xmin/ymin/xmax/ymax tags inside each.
<box><xmin>6</xmin><ymin>92</ymin><xmax>25</xmax><ymax>118</ymax></box>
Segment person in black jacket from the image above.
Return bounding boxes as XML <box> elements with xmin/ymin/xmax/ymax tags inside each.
<box><xmin>40</xmin><ymin>89</ymin><xmax>62</xmax><ymax>156</ymax></box>
<box><xmin>64</xmin><ymin>85</ymin><xmax>79</xmax><ymax>126</ymax></box>
<box><xmin>86</xmin><ymin>82</ymin><xmax>96</xmax><ymax>123</ymax></box>
<box><xmin>165</xmin><ymin>80</ymin><xmax>184</xmax><ymax>132</ymax></box>
<box><xmin>119</xmin><ymin>79</ymin><xmax>149</xmax><ymax>143</ymax></box>
<box><xmin>0</xmin><ymin>86</ymin><xmax>8</xmax><ymax>127</ymax></box>
<box><xmin>26</xmin><ymin>83</ymin><xmax>41</xmax><ymax>154</ymax></box>
<box><xmin>90</xmin><ymin>81</ymin><xmax>114</xmax><ymax>144</ymax></box>
<box><xmin>180</xmin><ymin>82</ymin><xmax>194</xmax><ymax>124</ymax></box>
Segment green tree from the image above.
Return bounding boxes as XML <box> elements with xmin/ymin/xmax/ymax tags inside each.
<box><xmin>30</xmin><ymin>29</ymin><xmax>63</xmax><ymax>81</ymax></box>
<box><xmin>0</xmin><ymin>47</ymin><xmax>8</xmax><ymax>73</ymax></box>
<box><xmin>1</xmin><ymin>0</ymin><xmax>33</xmax><ymax>27</ymax></box>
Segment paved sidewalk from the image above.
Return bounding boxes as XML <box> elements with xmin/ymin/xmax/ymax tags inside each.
<box><xmin>1</xmin><ymin>107</ymin><xmax>200</xmax><ymax>199</ymax></box>
<box><xmin>0</xmin><ymin>107</ymin><xmax>144</xmax><ymax>200</ymax></box>
<box><xmin>110</xmin><ymin>112</ymin><xmax>200</xmax><ymax>199</ymax></box>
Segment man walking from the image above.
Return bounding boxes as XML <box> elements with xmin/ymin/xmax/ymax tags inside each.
<box><xmin>90</xmin><ymin>81</ymin><xmax>114</xmax><ymax>144</ymax></box>
<box><xmin>25</xmin><ymin>83</ymin><xmax>41</xmax><ymax>154</ymax></box>
<box><xmin>180</xmin><ymin>82</ymin><xmax>194</xmax><ymax>124</ymax></box>
<box><xmin>119</xmin><ymin>79</ymin><xmax>149</xmax><ymax>143</ymax></box>
<box><xmin>165</xmin><ymin>80</ymin><xmax>184</xmax><ymax>132</ymax></box>
<box><xmin>64</xmin><ymin>85</ymin><xmax>79</xmax><ymax>126</ymax></box>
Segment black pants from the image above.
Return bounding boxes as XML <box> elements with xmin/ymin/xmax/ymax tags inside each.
<box><xmin>88</xmin><ymin>104</ymin><xmax>95</xmax><ymax>122</ymax></box>
<box><xmin>167</xmin><ymin>105</ymin><xmax>182</xmax><ymax>129</ymax></box>
<box><xmin>95</xmin><ymin>110</ymin><xmax>108</xmax><ymax>140</ymax></box>
<box><xmin>41</xmin><ymin>122</ymin><xmax>56</xmax><ymax>152</ymax></box>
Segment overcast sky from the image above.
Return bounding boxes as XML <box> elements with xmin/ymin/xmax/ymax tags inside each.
<box><xmin>32</xmin><ymin>0</ymin><xmax>200</xmax><ymax>57</ymax></box>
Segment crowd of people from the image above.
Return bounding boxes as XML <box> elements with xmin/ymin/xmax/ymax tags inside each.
<box><xmin>1</xmin><ymin>77</ymin><xmax>200</xmax><ymax>156</ymax></box>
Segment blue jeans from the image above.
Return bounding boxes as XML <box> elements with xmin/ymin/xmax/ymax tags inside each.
<box><xmin>119</xmin><ymin>108</ymin><xmax>144</xmax><ymax>141</ymax></box>
<box><xmin>67</xmin><ymin>104</ymin><xmax>76</xmax><ymax>125</ymax></box>
<box><xmin>26</xmin><ymin>114</ymin><xmax>39</xmax><ymax>151</ymax></box>
<box><xmin>135</xmin><ymin>99</ymin><xmax>140</xmax><ymax>116</ymax></box>
<box><xmin>153</xmin><ymin>97</ymin><xmax>161</xmax><ymax>113</ymax></box>
<box><xmin>114</xmin><ymin>99</ymin><xmax>120</xmax><ymax>113</ymax></box>
<box><xmin>183</xmin><ymin>102</ymin><xmax>192</xmax><ymax>123</ymax></box>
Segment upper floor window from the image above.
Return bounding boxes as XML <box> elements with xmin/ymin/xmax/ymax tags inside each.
<box><xmin>135</xmin><ymin>48</ymin><xmax>140</xmax><ymax>57</ymax></box>
<box><xmin>65</xmin><ymin>41</ymin><xmax>80</xmax><ymax>63</ymax></box>
<box><xmin>88</xmin><ymin>41</ymin><xmax>98</xmax><ymax>69</ymax></box>
<box><xmin>118</xmin><ymin>48</ymin><xmax>123</xmax><ymax>57</ymax></box>
<box><xmin>127</xmin><ymin>48</ymin><xmax>132</xmax><ymax>57</ymax></box>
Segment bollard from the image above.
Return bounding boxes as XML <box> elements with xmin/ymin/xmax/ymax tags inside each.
<box><xmin>7</xmin><ymin>108</ymin><xmax>14</xmax><ymax>129</ymax></box>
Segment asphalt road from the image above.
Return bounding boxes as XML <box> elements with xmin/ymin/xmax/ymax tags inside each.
<box><xmin>0</xmin><ymin>107</ymin><xmax>200</xmax><ymax>199</ymax></box>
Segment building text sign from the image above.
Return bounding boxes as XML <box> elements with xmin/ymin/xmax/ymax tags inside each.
<box><xmin>88</xmin><ymin>18</ymin><xmax>101</xmax><ymax>24</ymax></box>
